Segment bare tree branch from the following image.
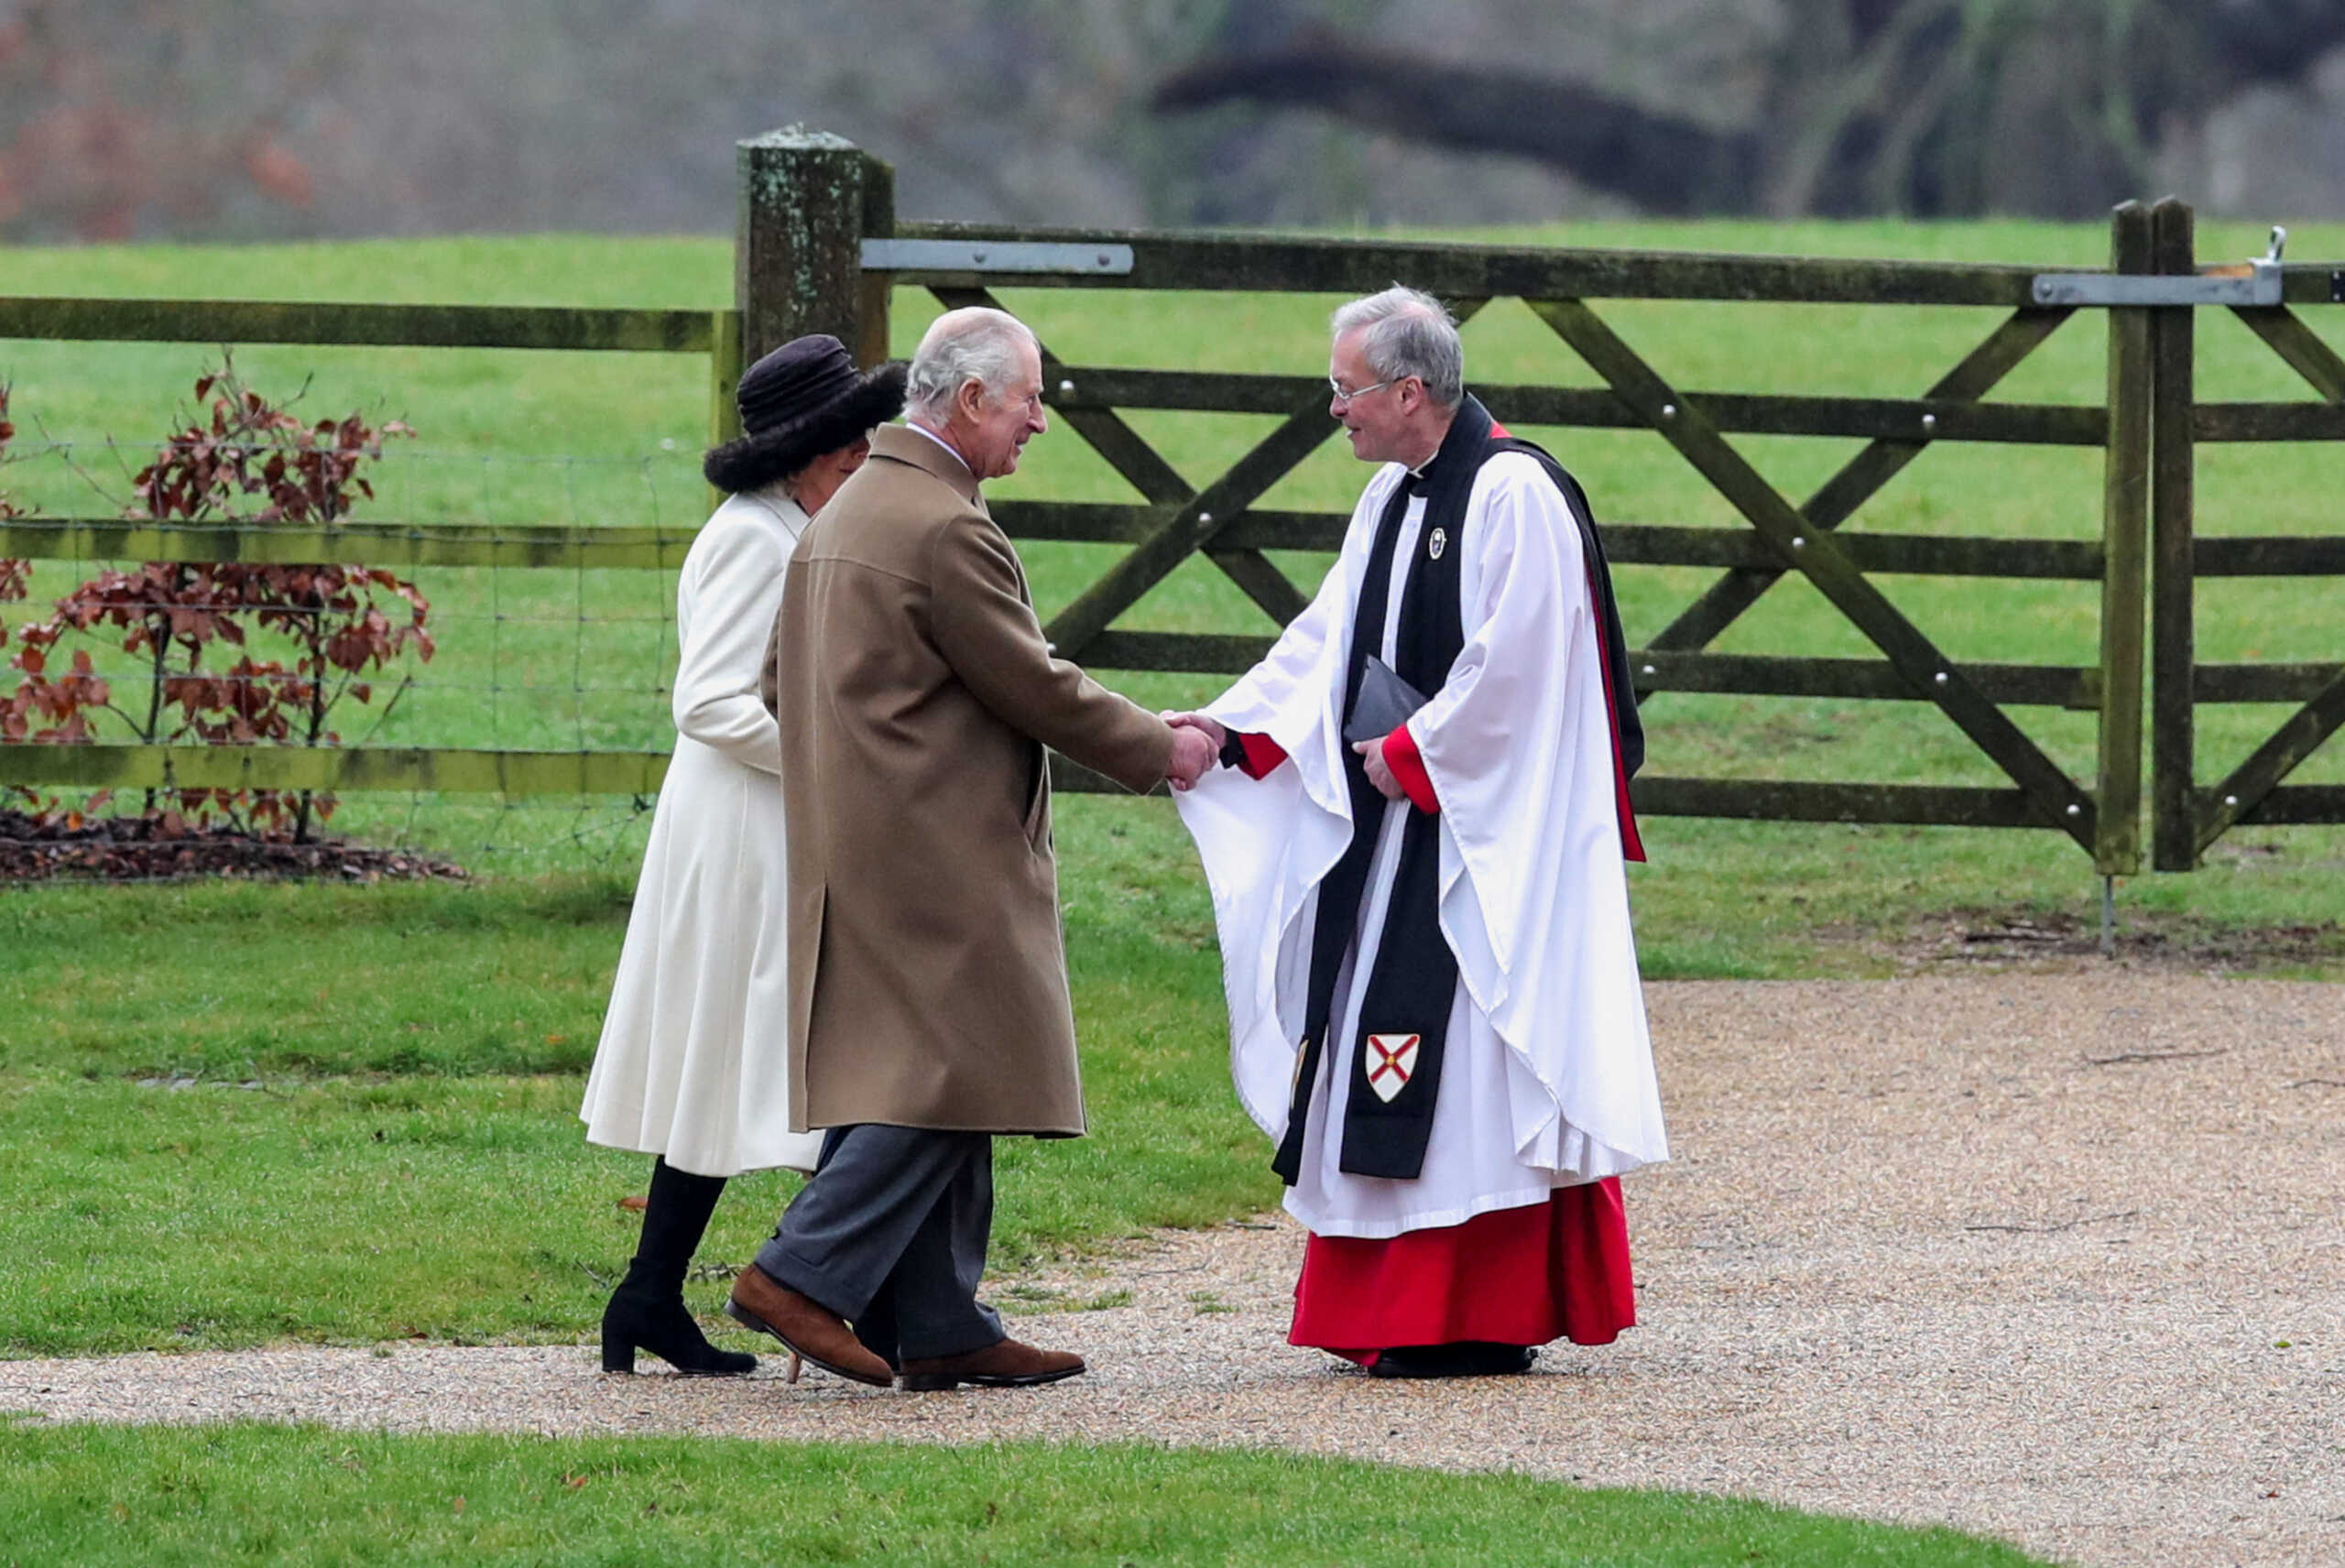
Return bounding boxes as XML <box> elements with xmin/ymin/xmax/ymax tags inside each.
<box><xmin>1150</xmin><ymin>0</ymin><xmax>2345</xmax><ymax>217</ymax></box>
<box><xmin>1151</xmin><ymin>40</ymin><xmax>1761</xmax><ymax>213</ymax></box>
<box><xmin>2202</xmin><ymin>0</ymin><xmax>2345</xmax><ymax>89</ymax></box>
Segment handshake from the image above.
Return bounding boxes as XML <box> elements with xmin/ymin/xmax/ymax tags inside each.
<box><xmin>1157</xmin><ymin>708</ymin><xmax>1405</xmax><ymax>800</ymax></box>
<box><xmin>1160</xmin><ymin>711</ymin><xmax>1228</xmax><ymax>793</ymax></box>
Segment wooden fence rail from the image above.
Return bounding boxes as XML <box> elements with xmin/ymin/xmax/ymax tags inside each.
<box><xmin>0</xmin><ymin>298</ymin><xmax>721</xmax><ymax>353</ymax></box>
<box><xmin>0</xmin><ymin>126</ymin><xmax>2339</xmax><ymax>874</ymax></box>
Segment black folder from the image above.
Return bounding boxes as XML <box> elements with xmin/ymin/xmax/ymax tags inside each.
<box><xmin>1341</xmin><ymin>656</ymin><xmax>1431</xmax><ymax>745</ymax></box>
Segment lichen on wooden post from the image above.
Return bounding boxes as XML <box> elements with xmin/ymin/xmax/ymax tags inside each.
<box><xmin>734</xmin><ymin>129</ymin><xmax>893</xmax><ymax>365</ymax></box>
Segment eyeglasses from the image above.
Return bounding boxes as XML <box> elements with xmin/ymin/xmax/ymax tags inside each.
<box><xmin>1328</xmin><ymin>375</ymin><xmax>1404</xmax><ymax>403</ymax></box>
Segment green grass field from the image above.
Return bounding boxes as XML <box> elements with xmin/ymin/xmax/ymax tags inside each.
<box><xmin>1</xmin><ymin>224</ymin><xmax>2337</xmax><ymax>1345</ymax></box>
<box><xmin>6</xmin><ymin>220</ymin><xmax>2344</xmax><ymax>788</ymax></box>
<box><xmin>0</xmin><ymin>1426</ymin><xmax>2052</xmax><ymax>1566</ymax></box>
<box><xmin>3</xmin><ymin>223</ymin><xmax>2338</xmax><ymax>937</ymax></box>
<box><xmin>0</xmin><ymin>800</ymin><xmax>1255</xmax><ymax>1357</ymax></box>
<box><xmin>0</xmin><ymin>221</ymin><xmax>2338</xmax><ymax>1357</ymax></box>
<box><xmin>5</xmin><ymin>217</ymin><xmax>2312</xmax><ymax>1568</ymax></box>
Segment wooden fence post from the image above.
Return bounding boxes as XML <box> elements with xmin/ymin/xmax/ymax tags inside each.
<box><xmin>734</xmin><ymin>129</ymin><xmax>895</xmax><ymax>366</ymax></box>
<box><xmin>704</xmin><ymin>307</ymin><xmax>745</xmax><ymax>513</ymax></box>
<box><xmin>2148</xmin><ymin>197</ymin><xmax>2198</xmax><ymax>870</ymax></box>
<box><xmin>2094</xmin><ymin>201</ymin><xmax>2153</xmax><ymax>877</ymax></box>
<box><xmin>855</xmin><ymin>158</ymin><xmax>896</xmax><ymax>372</ymax></box>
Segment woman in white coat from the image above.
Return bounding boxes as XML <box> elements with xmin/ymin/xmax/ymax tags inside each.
<box><xmin>582</xmin><ymin>334</ymin><xmax>906</xmax><ymax>1375</ymax></box>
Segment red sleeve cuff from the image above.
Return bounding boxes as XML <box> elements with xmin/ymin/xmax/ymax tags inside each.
<box><xmin>1381</xmin><ymin>724</ymin><xmax>1439</xmax><ymax>813</ymax></box>
<box><xmin>1234</xmin><ymin>732</ymin><xmax>1288</xmax><ymax>779</ymax></box>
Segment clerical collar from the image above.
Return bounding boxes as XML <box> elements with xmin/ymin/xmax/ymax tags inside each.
<box><xmin>1404</xmin><ymin>399</ymin><xmax>1494</xmax><ymax>495</ymax></box>
<box><xmin>1404</xmin><ymin>421</ymin><xmax>1459</xmax><ymax>495</ymax></box>
<box><xmin>1404</xmin><ymin>448</ymin><xmax>1445</xmax><ymax>495</ymax></box>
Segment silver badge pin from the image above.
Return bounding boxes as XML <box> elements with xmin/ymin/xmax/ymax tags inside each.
<box><xmin>1428</xmin><ymin>528</ymin><xmax>1447</xmax><ymax>561</ymax></box>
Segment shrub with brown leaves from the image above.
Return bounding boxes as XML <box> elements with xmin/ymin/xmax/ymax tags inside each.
<box><xmin>2</xmin><ymin>361</ymin><xmax>435</xmax><ymax>843</ymax></box>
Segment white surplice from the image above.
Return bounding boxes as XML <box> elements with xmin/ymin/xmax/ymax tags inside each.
<box><xmin>1174</xmin><ymin>452</ymin><xmax>1667</xmax><ymax>1239</ymax></box>
<box><xmin>581</xmin><ymin>484</ymin><xmax>825</xmax><ymax>1178</ymax></box>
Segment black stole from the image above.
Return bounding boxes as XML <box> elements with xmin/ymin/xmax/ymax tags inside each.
<box><xmin>1268</xmin><ymin>395</ymin><xmax>1642</xmax><ymax>1186</ymax></box>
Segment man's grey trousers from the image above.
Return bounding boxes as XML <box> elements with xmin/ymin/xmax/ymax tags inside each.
<box><xmin>754</xmin><ymin>1124</ymin><xmax>1006</xmax><ymax>1365</ymax></box>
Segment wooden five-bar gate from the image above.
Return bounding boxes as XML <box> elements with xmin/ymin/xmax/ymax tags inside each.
<box><xmin>3</xmin><ymin>128</ymin><xmax>2342</xmax><ymax>875</ymax></box>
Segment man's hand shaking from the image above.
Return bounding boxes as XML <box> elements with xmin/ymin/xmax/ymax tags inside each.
<box><xmin>1162</xmin><ymin>726</ymin><xmax>1219</xmax><ymax>797</ymax></box>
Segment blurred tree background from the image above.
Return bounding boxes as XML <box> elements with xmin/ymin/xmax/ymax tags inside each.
<box><xmin>4</xmin><ymin>0</ymin><xmax>2344</xmax><ymax>242</ymax></box>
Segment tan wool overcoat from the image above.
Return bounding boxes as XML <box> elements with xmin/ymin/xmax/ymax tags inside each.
<box><xmin>764</xmin><ymin>424</ymin><xmax>1173</xmax><ymax>1136</ymax></box>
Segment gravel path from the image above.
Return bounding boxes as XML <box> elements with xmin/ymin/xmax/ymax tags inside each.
<box><xmin>8</xmin><ymin>974</ymin><xmax>2344</xmax><ymax>1567</ymax></box>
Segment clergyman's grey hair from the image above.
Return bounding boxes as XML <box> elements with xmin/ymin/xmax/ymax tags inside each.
<box><xmin>1330</xmin><ymin>286</ymin><xmax>1464</xmax><ymax>408</ymax></box>
<box><xmin>906</xmin><ymin>308</ymin><xmax>1040</xmax><ymax>420</ymax></box>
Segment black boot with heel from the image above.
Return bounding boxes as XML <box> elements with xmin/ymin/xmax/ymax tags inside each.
<box><xmin>600</xmin><ymin>1157</ymin><xmax>757</xmax><ymax>1376</ymax></box>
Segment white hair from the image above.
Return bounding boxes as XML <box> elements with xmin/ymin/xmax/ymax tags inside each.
<box><xmin>906</xmin><ymin>307</ymin><xmax>1039</xmax><ymax>420</ymax></box>
<box><xmin>1330</xmin><ymin>286</ymin><xmax>1464</xmax><ymax>408</ymax></box>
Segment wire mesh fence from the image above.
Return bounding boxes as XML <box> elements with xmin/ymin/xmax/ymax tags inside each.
<box><xmin>1</xmin><ymin>440</ymin><xmax>715</xmax><ymax>876</ymax></box>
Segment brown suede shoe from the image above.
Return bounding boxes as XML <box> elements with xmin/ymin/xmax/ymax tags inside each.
<box><xmin>897</xmin><ymin>1337</ymin><xmax>1085</xmax><ymax>1392</ymax></box>
<box><xmin>723</xmin><ymin>1265</ymin><xmax>893</xmax><ymax>1388</ymax></box>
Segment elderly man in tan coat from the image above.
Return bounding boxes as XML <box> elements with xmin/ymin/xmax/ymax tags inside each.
<box><xmin>727</xmin><ymin>306</ymin><xmax>1216</xmax><ymax>1390</ymax></box>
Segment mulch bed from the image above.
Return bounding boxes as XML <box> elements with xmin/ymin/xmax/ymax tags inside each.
<box><xmin>1881</xmin><ymin>906</ymin><xmax>2345</xmax><ymax>972</ymax></box>
<box><xmin>0</xmin><ymin>810</ymin><xmax>468</xmax><ymax>882</ymax></box>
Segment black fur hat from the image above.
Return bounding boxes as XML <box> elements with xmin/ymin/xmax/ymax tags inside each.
<box><xmin>703</xmin><ymin>334</ymin><xmax>908</xmax><ymax>494</ymax></box>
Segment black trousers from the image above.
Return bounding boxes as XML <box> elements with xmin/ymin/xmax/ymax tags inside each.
<box><xmin>754</xmin><ymin>1124</ymin><xmax>1004</xmax><ymax>1364</ymax></box>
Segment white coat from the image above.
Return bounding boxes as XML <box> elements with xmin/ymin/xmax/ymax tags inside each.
<box><xmin>580</xmin><ymin>485</ymin><xmax>824</xmax><ymax>1177</ymax></box>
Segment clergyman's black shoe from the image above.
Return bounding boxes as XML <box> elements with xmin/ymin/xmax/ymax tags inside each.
<box><xmin>1368</xmin><ymin>1342</ymin><xmax>1538</xmax><ymax>1378</ymax></box>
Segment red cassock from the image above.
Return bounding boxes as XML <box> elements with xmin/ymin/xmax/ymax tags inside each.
<box><xmin>1227</xmin><ymin>730</ymin><xmax>1640</xmax><ymax>1361</ymax></box>
<box><xmin>1290</xmin><ymin>1181</ymin><xmax>1637</xmax><ymax>1366</ymax></box>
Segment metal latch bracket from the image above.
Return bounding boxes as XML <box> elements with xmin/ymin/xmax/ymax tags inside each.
<box><xmin>2033</xmin><ymin>224</ymin><xmax>2289</xmax><ymax>308</ymax></box>
<box><xmin>860</xmin><ymin>239</ymin><xmax>1134</xmax><ymax>276</ymax></box>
